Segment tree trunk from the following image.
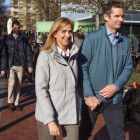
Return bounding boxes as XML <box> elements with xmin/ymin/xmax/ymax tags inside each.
<box><xmin>95</xmin><ymin>13</ymin><xmax>100</xmax><ymax>30</ymax></box>
<box><xmin>95</xmin><ymin>6</ymin><xmax>100</xmax><ymax>30</ymax></box>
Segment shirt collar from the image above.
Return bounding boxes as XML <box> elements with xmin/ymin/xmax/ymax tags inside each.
<box><xmin>106</xmin><ymin>27</ymin><xmax>119</xmax><ymax>38</ymax></box>
<box><xmin>57</xmin><ymin>46</ymin><xmax>70</xmax><ymax>57</ymax></box>
<box><xmin>13</xmin><ymin>34</ymin><xmax>19</xmax><ymax>39</ymax></box>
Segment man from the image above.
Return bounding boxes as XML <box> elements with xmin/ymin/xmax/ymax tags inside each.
<box><xmin>78</xmin><ymin>1</ymin><xmax>133</xmax><ymax>140</ymax></box>
<box><xmin>77</xmin><ymin>25</ymin><xmax>83</xmax><ymax>32</ymax></box>
<box><xmin>1</xmin><ymin>20</ymin><xmax>33</xmax><ymax>111</ymax></box>
<box><xmin>74</xmin><ymin>31</ymin><xmax>84</xmax><ymax>48</ymax></box>
<box><xmin>27</xmin><ymin>36</ymin><xmax>34</xmax><ymax>84</ymax></box>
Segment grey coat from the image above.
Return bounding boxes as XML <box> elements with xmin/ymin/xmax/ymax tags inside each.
<box><xmin>35</xmin><ymin>43</ymin><xmax>81</xmax><ymax>125</ymax></box>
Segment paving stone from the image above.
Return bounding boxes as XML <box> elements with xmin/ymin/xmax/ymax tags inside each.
<box><xmin>0</xmin><ymin>78</ymin><xmax>140</xmax><ymax>140</ymax></box>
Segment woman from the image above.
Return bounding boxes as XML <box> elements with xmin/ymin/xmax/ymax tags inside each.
<box><xmin>35</xmin><ymin>17</ymin><xmax>81</xmax><ymax>140</ymax></box>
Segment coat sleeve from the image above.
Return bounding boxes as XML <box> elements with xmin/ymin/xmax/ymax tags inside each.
<box><xmin>78</xmin><ymin>36</ymin><xmax>95</xmax><ymax>98</ymax></box>
<box><xmin>113</xmin><ymin>41</ymin><xmax>133</xmax><ymax>91</ymax></box>
<box><xmin>26</xmin><ymin>38</ymin><xmax>33</xmax><ymax>68</ymax></box>
<box><xmin>35</xmin><ymin>51</ymin><xmax>55</xmax><ymax>125</ymax></box>
<box><xmin>1</xmin><ymin>37</ymin><xmax>8</xmax><ymax>71</ymax></box>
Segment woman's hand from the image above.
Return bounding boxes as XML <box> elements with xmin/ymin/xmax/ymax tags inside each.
<box><xmin>48</xmin><ymin>121</ymin><xmax>60</xmax><ymax>136</ymax></box>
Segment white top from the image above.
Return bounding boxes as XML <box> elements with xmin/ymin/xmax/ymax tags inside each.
<box><xmin>57</xmin><ymin>46</ymin><xmax>70</xmax><ymax>57</ymax></box>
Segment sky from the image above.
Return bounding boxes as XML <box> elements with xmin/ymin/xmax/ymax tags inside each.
<box><xmin>5</xmin><ymin>0</ymin><xmax>11</xmax><ymax>6</ymax></box>
<box><xmin>4</xmin><ymin>0</ymin><xmax>11</xmax><ymax>13</ymax></box>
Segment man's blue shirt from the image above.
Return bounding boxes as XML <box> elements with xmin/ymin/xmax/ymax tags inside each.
<box><xmin>106</xmin><ymin>27</ymin><xmax>119</xmax><ymax>45</ymax></box>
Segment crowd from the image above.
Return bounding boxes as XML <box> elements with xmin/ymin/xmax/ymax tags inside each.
<box><xmin>0</xmin><ymin>1</ymin><xmax>139</xmax><ymax>140</ymax></box>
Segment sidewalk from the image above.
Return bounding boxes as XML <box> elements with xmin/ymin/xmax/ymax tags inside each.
<box><xmin>0</xmin><ymin>78</ymin><xmax>140</xmax><ymax>140</ymax></box>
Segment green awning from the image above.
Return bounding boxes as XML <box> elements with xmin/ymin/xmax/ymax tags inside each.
<box><xmin>36</xmin><ymin>21</ymin><xmax>54</xmax><ymax>32</ymax></box>
<box><xmin>36</xmin><ymin>21</ymin><xmax>95</xmax><ymax>32</ymax></box>
<box><xmin>74</xmin><ymin>21</ymin><xmax>95</xmax><ymax>32</ymax></box>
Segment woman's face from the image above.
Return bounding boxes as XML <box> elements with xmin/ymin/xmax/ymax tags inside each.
<box><xmin>54</xmin><ymin>24</ymin><xmax>73</xmax><ymax>48</ymax></box>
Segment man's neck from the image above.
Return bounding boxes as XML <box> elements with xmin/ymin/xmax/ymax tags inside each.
<box><xmin>105</xmin><ymin>24</ymin><xmax>117</xmax><ymax>36</ymax></box>
<box><xmin>13</xmin><ymin>33</ymin><xmax>19</xmax><ymax>37</ymax></box>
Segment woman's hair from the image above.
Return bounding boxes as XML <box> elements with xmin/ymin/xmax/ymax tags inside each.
<box><xmin>41</xmin><ymin>17</ymin><xmax>74</xmax><ymax>52</ymax></box>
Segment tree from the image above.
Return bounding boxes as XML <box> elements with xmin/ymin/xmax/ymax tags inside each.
<box><xmin>0</xmin><ymin>0</ymin><xmax>8</xmax><ymax>34</ymax></box>
<box><xmin>86</xmin><ymin>0</ymin><xmax>140</xmax><ymax>30</ymax></box>
<box><xmin>34</xmin><ymin>0</ymin><xmax>60</xmax><ymax>21</ymax></box>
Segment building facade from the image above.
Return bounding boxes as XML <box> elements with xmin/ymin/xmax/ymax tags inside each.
<box><xmin>10</xmin><ymin>0</ymin><xmax>40</xmax><ymax>34</ymax></box>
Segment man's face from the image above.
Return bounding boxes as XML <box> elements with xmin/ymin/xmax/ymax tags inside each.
<box><xmin>104</xmin><ymin>7</ymin><xmax>124</xmax><ymax>30</ymax></box>
<box><xmin>12</xmin><ymin>24</ymin><xmax>20</xmax><ymax>34</ymax></box>
<box><xmin>28</xmin><ymin>39</ymin><xmax>32</xmax><ymax>44</ymax></box>
<box><xmin>79</xmin><ymin>26</ymin><xmax>82</xmax><ymax>31</ymax></box>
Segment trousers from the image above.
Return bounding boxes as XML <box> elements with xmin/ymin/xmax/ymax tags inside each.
<box><xmin>37</xmin><ymin>120</ymin><xmax>79</xmax><ymax>140</ymax></box>
<box><xmin>8</xmin><ymin>66</ymin><xmax>24</xmax><ymax>105</ymax></box>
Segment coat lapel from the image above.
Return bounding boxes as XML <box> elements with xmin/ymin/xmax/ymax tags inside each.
<box><xmin>53</xmin><ymin>46</ymin><xmax>68</xmax><ymax>66</ymax></box>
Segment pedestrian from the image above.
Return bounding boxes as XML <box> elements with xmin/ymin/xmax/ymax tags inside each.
<box><xmin>78</xmin><ymin>1</ymin><xmax>133</xmax><ymax>140</ymax></box>
<box><xmin>32</xmin><ymin>42</ymin><xmax>40</xmax><ymax>78</ymax></box>
<box><xmin>123</xmin><ymin>87</ymin><xmax>140</xmax><ymax>123</ymax></box>
<box><xmin>35</xmin><ymin>17</ymin><xmax>81</xmax><ymax>140</ymax></box>
<box><xmin>77</xmin><ymin>25</ymin><xmax>83</xmax><ymax>32</ymax></box>
<box><xmin>74</xmin><ymin>31</ymin><xmax>84</xmax><ymax>48</ymax></box>
<box><xmin>1</xmin><ymin>20</ymin><xmax>33</xmax><ymax>111</ymax></box>
<box><xmin>27</xmin><ymin>36</ymin><xmax>34</xmax><ymax>84</ymax></box>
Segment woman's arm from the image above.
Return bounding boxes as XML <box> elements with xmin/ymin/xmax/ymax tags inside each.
<box><xmin>35</xmin><ymin>51</ymin><xmax>54</xmax><ymax>125</ymax></box>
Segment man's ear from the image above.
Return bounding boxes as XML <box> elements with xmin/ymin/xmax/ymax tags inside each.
<box><xmin>104</xmin><ymin>14</ymin><xmax>109</xmax><ymax>22</ymax></box>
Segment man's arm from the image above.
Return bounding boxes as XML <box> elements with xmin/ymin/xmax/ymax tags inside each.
<box><xmin>78</xmin><ymin>36</ymin><xmax>94</xmax><ymax>98</ymax></box>
<box><xmin>78</xmin><ymin>34</ymin><xmax>101</xmax><ymax>109</ymax></box>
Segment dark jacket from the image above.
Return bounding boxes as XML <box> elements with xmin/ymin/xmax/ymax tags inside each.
<box><xmin>78</xmin><ymin>25</ymin><xmax>133</xmax><ymax>104</ymax></box>
<box><xmin>1</xmin><ymin>32</ymin><xmax>33</xmax><ymax>71</ymax></box>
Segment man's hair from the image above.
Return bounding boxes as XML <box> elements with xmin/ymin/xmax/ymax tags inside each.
<box><xmin>74</xmin><ymin>31</ymin><xmax>84</xmax><ymax>39</ymax></box>
<box><xmin>12</xmin><ymin>20</ymin><xmax>20</xmax><ymax>27</ymax></box>
<box><xmin>103</xmin><ymin>1</ymin><xmax>123</xmax><ymax>16</ymax></box>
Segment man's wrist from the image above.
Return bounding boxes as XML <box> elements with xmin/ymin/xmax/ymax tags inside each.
<box><xmin>84</xmin><ymin>96</ymin><xmax>94</xmax><ymax>100</ymax></box>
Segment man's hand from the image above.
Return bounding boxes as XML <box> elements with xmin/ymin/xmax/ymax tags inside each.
<box><xmin>28</xmin><ymin>67</ymin><xmax>33</xmax><ymax>73</ymax></box>
<box><xmin>1</xmin><ymin>71</ymin><xmax>5</xmax><ymax>77</ymax></box>
<box><xmin>85</xmin><ymin>96</ymin><xmax>101</xmax><ymax>111</ymax></box>
<box><xmin>48</xmin><ymin>121</ymin><xmax>60</xmax><ymax>136</ymax></box>
<box><xmin>99</xmin><ymin>84</ymin><xmax>117</xmax><ymax>98</ymax></box>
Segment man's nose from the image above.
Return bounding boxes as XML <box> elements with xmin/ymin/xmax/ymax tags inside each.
<box><xmin>119</xmin><ymin>16</ymin><xmax>124</xmax><ymax>22</ymax></box>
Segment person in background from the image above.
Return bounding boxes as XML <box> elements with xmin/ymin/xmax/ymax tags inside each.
<box><xmin>27</xmin><ymin>36</ymin><xmax>34</xmax><ymax>84</ymax></box>
<box><xmin>74</xmin><ymin>31</ymin><xmax>84</xmax><ymax>48</ymax></box>
<box><xmin>130</xmin><ymin>45</ymin><xmax>135</xmax><ymax>56</ymax></box>
<box><xmin>1</xmin><ymin>20</ymin><xmax>33</xmax><ymax>111</ymax></box>
<box><xmin>77</xmin><ymin>25</ymin><xmax>83</xmax><ymax>32</ymax></box>
<box><xmin>130</xmin><ymin>45</ymin><xmax>136</xmax><ymax>68</ymax></box>
<box><xmin>35</xmin><ymin>17</ymin><xmax>81</xmax><ymax>140</ymax></box>
<box><xmin>123</xmin><ymin>86</ymin><xmax>140</xmax><ymax>123</ymax></box>
<box><xmin>78</xmin><ymin>1</ymin><xmax>133</xmax><ymax>140</ymax></box>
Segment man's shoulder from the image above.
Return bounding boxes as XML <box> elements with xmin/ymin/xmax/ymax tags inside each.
<box><xmin>86</xmin><ymin>28</ymin><xmax>103</xmax><ymax>38</ymax></box>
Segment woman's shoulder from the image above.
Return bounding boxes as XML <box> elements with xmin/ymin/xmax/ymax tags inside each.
<box><xmin>38</xmin><ymin>50</ymin><xmax>52</xmax><ymax>60</ymax></box>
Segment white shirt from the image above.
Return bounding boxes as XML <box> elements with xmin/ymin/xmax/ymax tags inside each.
<box><xmin>57</xmin><ymin>46</ymin><xmax>70</xmax><ymax>57</ymax></box>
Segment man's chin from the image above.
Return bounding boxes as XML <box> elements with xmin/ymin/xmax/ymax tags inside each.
<box><xmin>116</xmin><ymin>25</ymin><xmax>122</xmax><ymax>29</ymax></box>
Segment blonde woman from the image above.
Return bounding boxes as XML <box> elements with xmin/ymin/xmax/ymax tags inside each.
<box><xmin>35</xmin><ymin>17</ymin><xmax>81</xmax><ymax>140</ymax></box>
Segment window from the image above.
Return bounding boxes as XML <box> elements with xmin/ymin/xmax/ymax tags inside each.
<box><xmin>19</xmin><ymin>7</ymin><xmax>23</xmax><ymax>10</ymax></box>
<box><xmin>19</xmin><ymin>1</ymin><xmax>23</xmax><ymax>4</ymax></box>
